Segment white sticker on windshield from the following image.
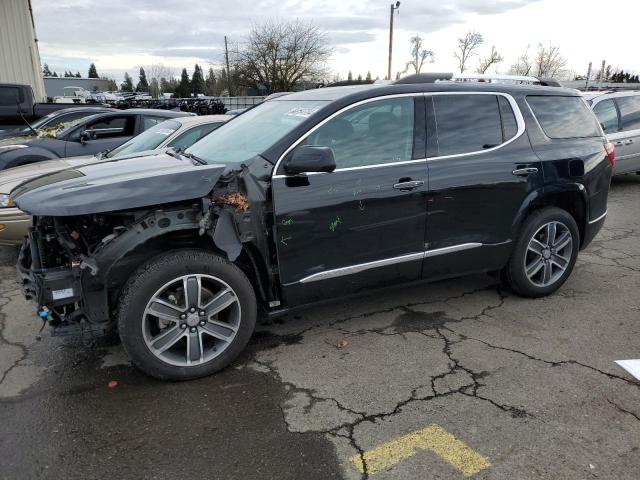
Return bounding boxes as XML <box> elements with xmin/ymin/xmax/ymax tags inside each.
<box><xmin>285</xmin><ymin>107</ymin><xmax>321</xmax><ymax>118</ymax></box>
<box><xmin>155</xmin><ymin>129</ymin><xmax>174</xmax><ymax>136</ymax></box>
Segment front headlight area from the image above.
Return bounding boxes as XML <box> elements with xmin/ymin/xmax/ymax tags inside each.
<box><xmin>0</xmin><ymin>145</ymin><xmax>28</xmax><ymax>154</ymax></box>
<box><xmin>0</xmin><ymin>194</ymin><xmax>15</xmax><ymax>208</ymax></box>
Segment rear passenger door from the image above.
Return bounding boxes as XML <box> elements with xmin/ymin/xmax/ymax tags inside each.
<box><xmin>424</xmin><ymin>93</ymin><xmax>543</xmax><ymax>278</ymax></box>
<box><xmin>610</xmin><ymin>95</ymin><xmax>640</xmax><ymax>174</ymax></box>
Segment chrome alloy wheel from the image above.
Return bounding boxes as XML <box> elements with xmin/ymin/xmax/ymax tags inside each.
<box><xmin>524</xmin><ymin>221</ymin><xmax>573</xmax><ymax>288</ymax></box>
<box><xmin>142</xmin><ymin>274</ymin><xmax>241</xmax><ymax>367</ymax></box>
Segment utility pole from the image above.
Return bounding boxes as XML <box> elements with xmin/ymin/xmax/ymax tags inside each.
<box><xmin>585</xmin><ymin>62</ymin><xmax>592</xmax><ymax>90</ymax></box>
<box><xmin>597</xmin><ymin>59</ymin><xmax>606</xmax><ymax>90</ymax></box>
<box><xmin>224</xmin><ymin>35</ymin><xmax>232</xmax><ymax>96</ymax></box>
<box><xmin>387</xmin><ymin>1</ymin><xmax>400</xmax><ymax>81</ymax></box>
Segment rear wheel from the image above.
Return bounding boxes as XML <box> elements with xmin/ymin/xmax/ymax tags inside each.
<box><xmin>503</xmin><ymin>207</ymin><xmax>579</xmax><ymax>298</ymax></box>
<box><xmin>118</xmin><ymin>249</ymin><xmax>256</xmax><ymax>380</ymax></box>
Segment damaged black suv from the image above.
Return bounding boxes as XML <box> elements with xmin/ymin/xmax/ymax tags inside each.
<box><xmin>14</xmin><ymin>76</ymin><xmax>613</xmax><ymax>380</ymax></box>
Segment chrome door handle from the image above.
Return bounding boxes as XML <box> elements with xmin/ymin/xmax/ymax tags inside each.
<box><xmin>512</xmin><ymin>167</ymin><xmax>539</xmax><ymax>176</ymax></box>
<box><xmin>614</xmin><ymin>141</ymin><xmax>624</xmax><ymax>146</ymax></box>
<box><xmin>626</xmin><ymin>139</ymin><xmax>634</xmax><ymax>145</ymax></box>
<box><xmin>393</xmin><ymin>180</ymin><xmax>424</xmax><ymax>190</ymax></box>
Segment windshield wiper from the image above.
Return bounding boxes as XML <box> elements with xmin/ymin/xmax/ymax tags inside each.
<box><xmin>181</xmin><ymin>151</ymin><xmax>207</xmax><ymax>165</ymax></box>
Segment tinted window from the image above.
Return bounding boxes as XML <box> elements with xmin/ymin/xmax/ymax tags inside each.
<box><xmin>527</xmin><ymin>96</ymin><xmax>601</xmax><ymax>138</ymax></box>
<box><xmin>433</xmin><ymin>95</ymin><xmax>502</xmax><ymax>156</ymax></box>
<box><xmin>592</xmin><ymin>99</ymin><xmax>620</xmax><ymax>134</ymax></box>
<box><xmin>304</xmin><ymin>97</ymin><xmax>415</xmax><ymax>169</ymax></box>
<box><xmin>168</xmin><ymin>123</ymin><xmax>222</xmax><ymax>151</ymax></box>
<box><xmin>498</xmin><ymin>96</ymin><xmax>518</xmax><ymax>141</ymax></box>
<box><xmin>76</xmin><ymin>116</ymin><xmax>135</xmax><ymax>139</ymax></box>
<box><xmin>0</xmin><ymin>87</ymin><xmax>24</xmax><ymax>105</ymax></box>
<box><xmin>616</xmin><ymin>95</ymin><xmax>640</xmax><ymax>131</ymax></box>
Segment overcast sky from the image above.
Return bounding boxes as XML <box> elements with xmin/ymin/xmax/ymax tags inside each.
<box><xmin>32</xmin><ymin>0</ymin><xmax>639</xmax><ymax>83</ymax></box>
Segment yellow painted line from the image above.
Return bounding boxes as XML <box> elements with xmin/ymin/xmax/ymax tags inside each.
<box><xmin>350</xmin><ymin>424</ymin><xmax>490</xmax><ymax>477</ymax></box>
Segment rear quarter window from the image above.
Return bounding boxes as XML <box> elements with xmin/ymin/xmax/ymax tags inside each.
<box><xmin>527</xmin><ymin>95</ymin><xmax>601</xmax><ymax>139</ymax></box>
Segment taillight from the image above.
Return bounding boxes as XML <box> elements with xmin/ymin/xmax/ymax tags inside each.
<box><xmin>604</xmin><ymin>141</ymin><xmax>616</xmax><ymax>167</ymax></box>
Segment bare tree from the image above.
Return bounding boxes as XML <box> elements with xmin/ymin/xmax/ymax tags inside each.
<box><xmin>403</xmin><ymin>34</ymin><xmax>434</xmax><ymax>74</ymax></box>
<box><xmin>454</xmin><ymin>31</ymin><xmax>483</xmax><ymax>73</ymax></box>
<box><xmin>508</xmin><ymin>46</ymin><xmax>533</xmax><ymax>75</ymax></box>
<box><xmin>146</xmin><ymin>64</ymin><xmax>175</xmax><ymax>97</ymax></box>
<box><xmin>235</xmin><ymin>19</ymin><xmax>332</xmax><ymax>94</ymax></box>
<box><xmin>533</xmin><ymin>43</ymin><xmax>567</xmax><ymax>78</ymax></box>
<box><xmin>476</xmin><ymin>46</ymin><xmax>504</xmax><ymax>74</ymax></box>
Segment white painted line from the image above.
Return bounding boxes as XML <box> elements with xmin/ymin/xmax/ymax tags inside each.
<box><xmin>615</xmin><ymin>359</ymin><xmax>640</xmax><ymax>381</ymax></box>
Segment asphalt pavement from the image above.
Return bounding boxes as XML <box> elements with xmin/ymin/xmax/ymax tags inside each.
<box><xmin>1</xmin><ymin>175</ymin><xmax>639</xmax><ymax>480</ymax></box>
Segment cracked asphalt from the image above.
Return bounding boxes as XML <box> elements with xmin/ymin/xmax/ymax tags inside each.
<box><xmin>1</xmin><ymin>175</ymin><xmax>640</xmax><ymax>480</ymax></box>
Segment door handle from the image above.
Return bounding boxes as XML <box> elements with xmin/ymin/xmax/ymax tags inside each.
<box><xmin>393</xmin><ymin>180</ymin><xmax>424</xmax><ymax>191</ymax></box>
<box><xmin>625</xmin><ymin>139</ymin><xmax>634</xmax><ymax>145</ymax></box>
<box><xmin>512</xmin><ymin>167</ymin><xmax>539</xmax><ymax>176</ymax></box>
<box><xmin>614</xmin><ymin>140</ymin><xmax>624</xmax><ymax>146</ymax></box>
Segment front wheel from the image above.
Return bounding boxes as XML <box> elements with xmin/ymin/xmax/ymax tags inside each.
<box><xmin>503</xmin><ymin>207</ymin><xmax>579</xmax><ymax>298</ymax></box>
<box><xmin>118</xmin><ymin>249</ymin><xmax>256</xmax><ymax>380</ymax></box>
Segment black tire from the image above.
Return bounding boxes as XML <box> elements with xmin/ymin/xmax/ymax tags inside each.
<box><xmin>503</xmin><ymin>207</ymin><xmax>579</xmax><ymax>298</ymax></box>
<box><xmin>118</xmin><ymin>249</ymin><xmax>256</xmax><ymax>380</ymax></box>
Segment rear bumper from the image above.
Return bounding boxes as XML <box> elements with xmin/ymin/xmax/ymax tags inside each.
<box><xmin>0</xmin><ymin>208</ymin><xmax>30</xmax><ymax>246</ymax></box>
<box><xmin>581</xmin><ymin>210</ymin><xmax>607</xmax><ymax>250</ymax></box>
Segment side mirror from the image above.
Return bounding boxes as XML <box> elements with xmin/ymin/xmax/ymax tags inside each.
<box><xmin>80</xmin><ymin>130</ymin><xmax>95</xmax><ymax>143</ymax></box>
<box><xmin>284</xmin><ymin>146</ymin><xmax>336</xmax><ymax>175</ymax></box>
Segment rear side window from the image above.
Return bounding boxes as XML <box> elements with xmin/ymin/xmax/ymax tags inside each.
<box><xmin>616</xmin><ymin>95</ymin><xmax>640</xmax><ymax>131</ymax></box>
<box><xmin>592</xmin><ymin>99</ymin><xmax>620</xmax><ymax>134</ymax></box>
<box><xmin>168</xmin><ymin>123</ymin><xmax>222</xmax><ymax>151</ymax></box>
<box><xmin>527</xmin><ymin>96</ymin><xmax>601</xmax><ymax>138</ymax></box>
<box><xmin>498</xmin><ymin>96</ymin><xmax>518</xmax><ymax>140</ymax></box>
<box><xmin>433</xmin><ymin>94</ymin><xmax>503</xmax><ymax>156</ymax></box>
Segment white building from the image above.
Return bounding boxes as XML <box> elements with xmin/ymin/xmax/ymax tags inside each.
<box><xmin>0</xmin><ymin>0</ymin><xmax>46</xmax><ymax>101</ymax></box>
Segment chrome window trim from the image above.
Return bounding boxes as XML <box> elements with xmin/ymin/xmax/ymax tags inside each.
<box><xmin>588</xmin><ymin>210</ymin><xmax>607</xmax><ymax>224</ymax></box>
<box><xmin>272</xmin><ymin>93</ymin><xmax>424</xmax><ymax>178</ymax></box>
<box><xmin>297</xmin><ymin>242</ymin><xmax>483</xmax><ymax>284</ymax></box>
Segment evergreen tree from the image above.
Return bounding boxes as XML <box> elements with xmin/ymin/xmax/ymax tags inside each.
<box><xmin>88</xmin><ymin>63</ymin><xmax>99</xmax><ymax>78</ymax></box>
<box><xmin>52</xmin><ymin>71</ymin><xmax>58</xmax><ymax>77</ymax></box>
<box><xmin>42</xmin><ymin>63</ymin><xmax>52</xmax><ymax>76</ymax></box>
<box><xmin>347</xmin><ymin>70</ymin><xmax>353</xmax><ymax>81</ymax></box>
<box><xmin>76</xmin><ymin>72</ymin><xmax>81</xmax><ymax>78</ymax></box>
<box><xmin>357</xmin><ymin>74</ymin><xmax>362</xmax><ymax>81</ymax></box>
<box><xmin>176</xmin><ymin>68</ymin><xmax>191</xmax><ymax>98</ymax></box>
<box><xmin>121</xmin><ymin>72</ymin><xmax>134</xmax><ymax>92</ymax></box>
<box><xmin>64</xmin><ymin>71</ymin><xmax>71</xmax><ymax>77</ymax></box>
<box><xmin>106</xmin><ymin>79</ymin><xmax>118</xmax><ymax>91</ymax></box>
<box><xmin>136</xmin><ymin>67</ymin><xmax>150</xmax><ymax>92</ymax></box>
<box><xmin>366</xmin><ymin>71</ymin><xmax>372</xmax><ymax>81</ymax></box>
<box><xmin>205</xmin><ymin>68</ymin><xmax>217</xmax><ymax>96</ymax></box>
<box><xmin>191</xmin><ymin>64</ymin><xmax>206</xmax><ymax>95</ymax></box>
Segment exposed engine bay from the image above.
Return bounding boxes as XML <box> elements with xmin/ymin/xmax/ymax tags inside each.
<box><xmin>17</xmin><ymin>164</ymin><xmax>276</xmax><ymax>337</ymax></box>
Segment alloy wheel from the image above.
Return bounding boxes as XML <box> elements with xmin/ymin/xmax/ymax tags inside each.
<box><xmin>142</xmin><ymin>274</ymin><xmax>241</xmax><ymax>367</ymax></box>
<box><xmin>524</xmin><ymin>221</ymin><xmax>573</xmax><ymax>288</ymax></box>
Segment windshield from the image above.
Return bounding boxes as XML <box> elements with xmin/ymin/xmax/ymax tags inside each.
<box><xmin>106</xmin><ymin>120</ymin><xmax>181</xmax><ymax>158</ymax></box>
<box><xmin>186</xmin><ymin>100</ymin><xmax>328</xmax><ymax>163</ymax></box>
<box><xmin>21</xmin><ymin>112</ymin><xmax>60</xmax><ymax>132</ymax></box>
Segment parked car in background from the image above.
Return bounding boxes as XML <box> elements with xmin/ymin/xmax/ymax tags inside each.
<box><xmin>0</xmin><ymin>115</ymin><xmax>232</xmax><ymax>245</ymax></box>
<box><xmin>0</xmin><ymin>83</ymin><xmax>109</xmax><ymax>130</ymax></box>
<box><xmin>14</xmin><ymin>76</ymin><xmax>613</xmax><ymax>380</ymax></box>
<box><xmin>0</xmin><ymin>108</ymin><xmax>193</xmax><ymax>170</ymax></box>
<box><xmin>0</xmin><ymin>106</ymin><xmax>112</xmax><ymax>139</ymax></box>
<box><xmin>587</xmin><ymin>90</ymin><xmax>640</xmax><ymax>175</ymax></box>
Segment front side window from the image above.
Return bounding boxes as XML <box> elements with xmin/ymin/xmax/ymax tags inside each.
<box><xmin>71</xmin><ymin>116</ymin><xmax>135</xmax><ymax>140</ymax></box>
<box><xmin>168</xmin><ymin>123</ymin><xmax>223</xmax><ymax>151</ymax></box>
<box><xmin>433</xmin><ymin>94</ymin><xmax>503</xmax><ymax>156</ymax></box>
<box><xmin>616</xmin><ymin>95</ymin><xmax>640</xmax><ymax>132</ymax></box>
<box><xmin>593</xmin><ymin>99</ymin><xmax>620</xmax><ymax>134</ymax></box>
<box><xmin>0</xmin><ymin>87</ymin><xmax>23</xmax><ymax>105</ymax></box>
<box><xmin>302</xmin><ymin>97</ymin><xmax>415</xmax><ymax>169</ymax></box>
<box><xmin>527</xmin><ymin>95</ymin><xmax>601</xmax><ymax>139</ymax></box>
<box><xmin>107</xmin><ymin>120</ymin><xmax>181</xmax><ymax>158</ymax></box>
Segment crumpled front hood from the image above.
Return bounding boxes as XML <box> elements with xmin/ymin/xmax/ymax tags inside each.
<box><xmin>12</xmin><ymin>152</ymin><xmax>228</xmax><ymax>216</ymax></box>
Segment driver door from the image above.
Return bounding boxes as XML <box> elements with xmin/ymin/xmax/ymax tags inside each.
<box><xmin>272</xmin><ymin>95</ymin><xmax>428</xmax><ymax>306</ymax></box>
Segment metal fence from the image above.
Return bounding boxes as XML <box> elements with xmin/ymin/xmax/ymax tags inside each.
<box><xmin>216</xmin><ymin>96</ymin><xmax>265</xmax><ymax>110</ymax></box>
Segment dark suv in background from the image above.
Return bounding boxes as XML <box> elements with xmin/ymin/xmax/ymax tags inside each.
<box><xmin>15</xmin><ymin>76</ymin><xmax>613</xmax><ymax>380</ymax></box>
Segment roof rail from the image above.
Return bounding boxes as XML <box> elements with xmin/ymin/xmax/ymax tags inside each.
<box><xmin>392</xmin><ymin>73</ymin><xmax>453</xmax><ymax>84</ymax></box>
<box><xmin>391</xmin><ymin>72</ymin><xmax>563</xmax><ymax>87</ymax></box>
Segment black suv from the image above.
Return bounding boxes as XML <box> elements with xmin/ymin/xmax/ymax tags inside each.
<box><xmin>14</xmin><ymin>78</ymin><xmax>613</xmax><ymax>380</ymax></box>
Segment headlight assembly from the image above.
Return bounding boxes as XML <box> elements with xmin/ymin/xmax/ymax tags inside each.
<box><xmin>0</xmin><ymin>145</ymin><xmax>28</xmax><ymax>154</ymax></box>
<box><xmin>0</xmin><ymin>194</ymin><xmax>15</xmax><ymax>208</ymax></box>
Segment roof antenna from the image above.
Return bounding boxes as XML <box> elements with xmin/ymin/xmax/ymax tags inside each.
<box><xmin>16</xmin><ymin>97</ymin><xmax>38</xmax><ymax>136</ymax></box>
